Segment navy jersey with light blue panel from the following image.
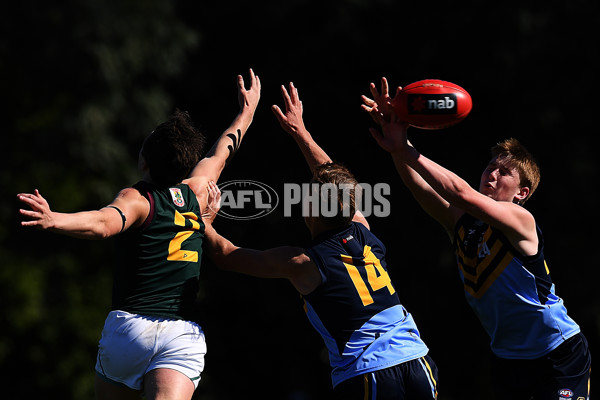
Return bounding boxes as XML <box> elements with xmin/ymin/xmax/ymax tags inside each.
<box><xmin>304</xmin><ymin>222</ymin><xmax>429</xmax><ymax>387</ymax></box>
<box><xmin>454</xmin><ymin>213</ymin><xmax>580</xmax><ymax>359</ymax></box>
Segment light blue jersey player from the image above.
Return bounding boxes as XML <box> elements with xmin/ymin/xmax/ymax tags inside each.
<box><xmin>454</xmin><ymin>213</ymin><xmax>580</xmax><ymax>359</ymax></box>
<box><xmin>363</xmin><ymin>77</ymin><xmax>591</xmax><ymax>399</ymax></box>
<box><xmin>204</xmin><ymin>83</ymin><xmax>439</xmax><ymax>399</ymax></box>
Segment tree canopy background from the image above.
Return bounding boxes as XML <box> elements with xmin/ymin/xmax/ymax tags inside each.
<box><xmin>1</xmin><ymin>1</ymin><xmax>597</xmax><ymax>398</ymax></box>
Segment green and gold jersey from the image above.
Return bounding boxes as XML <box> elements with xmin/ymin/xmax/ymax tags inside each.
<box><xmin>111</xmin><ymin>181</ymin><xmax>205</xmax><ymax>321</ymax></box>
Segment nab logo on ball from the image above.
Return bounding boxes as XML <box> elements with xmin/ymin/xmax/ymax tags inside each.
<box><xmin>217</xmin><ymin>180</ymin><xmax>279</xmax><ymax>220</ymax></box>
<box><xmin>407</xmin><ymin>94</ymin><xmax>457</xmax><ymax>115</ymax></box>
<box><xmin>392</xmin><ymin>79</ymin><xmax>472</xmax><ymax>130</ymax></box>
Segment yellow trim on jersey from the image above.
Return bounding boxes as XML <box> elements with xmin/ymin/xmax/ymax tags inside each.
<box><xmin>457</xmin><ymin>226</ymin><xmax>514</xmax><ymax>299</ymax></box>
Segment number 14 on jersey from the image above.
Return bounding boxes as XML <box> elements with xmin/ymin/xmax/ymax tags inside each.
<box><xmin>341</xmin><ymin>245</ymin><xmax>396</xmax><ymax>306</ymax></box>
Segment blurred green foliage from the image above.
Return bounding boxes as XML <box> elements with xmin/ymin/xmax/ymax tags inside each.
<box><xmin>1</xmin><ymin>1</ymin><xmax>197</xmax><ymax>398</ymax></box>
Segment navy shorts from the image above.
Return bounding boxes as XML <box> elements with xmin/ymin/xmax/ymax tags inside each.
<box><xmin>490</xmin><ymin>333</ymin><xmax>591</xmax><ymax>400</ymax></box>
<box><xmin>332</xmin><ymin>355</ymin><xmax>439</xmax><ymax>400</ymax></box>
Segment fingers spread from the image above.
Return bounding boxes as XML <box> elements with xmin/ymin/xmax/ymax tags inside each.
<box><xmin>280</xmin><ymin>84</ymin><xmax>292</xmax><ymax>108</ymax></box>
<box><xmin>380</xmin><ymin>77</ymin><xmax>389</xmax><ymax>95</ymax></box>
<box><xmin>271</xmin><ymin>104</ymin><xmax>283</xmax><ymax>118</ymax></box>
<box><xmin>289</xmin><ymin>82</ymin><xmax>300</xmax><ymax>105</ymax></box>
<box><xmin>17</xmin><ymin>194</ymin><xmax>39</xmax><ymax>209</ymax></box>
<box><xmin>369</xmin><ymin>82</ymin><xmax>380</xmax><ymax>98</ymax></box>
<box><xmin>361</xmin><ymin>95</ymin><xmax>375</xmax><ymax>107</ymax></box>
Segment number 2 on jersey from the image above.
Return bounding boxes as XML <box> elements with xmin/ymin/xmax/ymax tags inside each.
<box><xmin>341</xmin><ymin>245</ymin><xmax>395</xmax><ymax>306</ymax></box>
<box><xmin>167</xmin><ymin>210</ymin><xmax>200</xmax><ymax>262</ymax></box>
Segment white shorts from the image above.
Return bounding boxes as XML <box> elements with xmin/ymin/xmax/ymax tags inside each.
<box><xmin>95</xmin><ymin>310</ymin><xmax>206</xmax><ymax>391</ymax></box>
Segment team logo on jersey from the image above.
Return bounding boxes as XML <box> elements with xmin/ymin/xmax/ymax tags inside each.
<box><xmin>169</xmin><ymin>188</ymin><xmax>185</xmax><ymax>207</ymax></box>
<box><xmin>558</xmin><ymin>388</ymin><xmax>573</xmax><ymax>400</ymax></box>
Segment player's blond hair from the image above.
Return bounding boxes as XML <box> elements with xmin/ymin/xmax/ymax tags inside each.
<box><xmin>311</xmin><ymin>162</ymin><xmax>360</xmax><ymax>228</ymax></box>
<box><xmin>491</xmin><ymin>138</ymin><xmax>540</xmax><ymax>204</ymax></box>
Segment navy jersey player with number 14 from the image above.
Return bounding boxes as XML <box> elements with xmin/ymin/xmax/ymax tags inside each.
<box><xmin>203</xmin><ymin>83</ymin><xmax>439</xmax><ymax>400</ymax></box>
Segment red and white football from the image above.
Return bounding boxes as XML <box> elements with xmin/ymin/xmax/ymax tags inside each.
<box><xmin>391</xmin><ymin>79</ymin><xmax>472</xmax><ymax>130</ymax></box>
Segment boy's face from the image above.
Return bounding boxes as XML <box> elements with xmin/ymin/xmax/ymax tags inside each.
<box><xmin>479</xmin><ymin>156</ymin><xmax>525</xmax><ymax>203</ymax></box>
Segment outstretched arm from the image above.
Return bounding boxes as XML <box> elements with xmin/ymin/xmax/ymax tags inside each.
<box><xmin>201</xmin><ymin>180</ymin><xmax>319</xmax><ymax>295</ymax></box>
<box><xmin>273</xmin><ymin>82</ymin><xmax>369</xmax><ymax>228</ymax></box>
<box><xmin>17</xmin><ymin>187</ymin><xmax>149</xmax><ymax>240</ymax></box>
<box><xmin>272</xmin><ymin>83</ymin><xmax>331</xmax><ymax>172</ymax></box>
<box><xmin>203</xmin><ymin>220</ymin><xmax>321</xmax><ymax>295</ymax></box>
<box><xmin>362</xmin><ymin>78</ymin><xmax>459</xmax><ymax>238</ymax></box>
<box><xmin>363</xmin><ymin>78</ymin><xmax>537</xmax><ymax>251</ymax></box>
<box><xmin>395</xmin><ymin>143</ymin><xmax>537</xmax><ymax>252</ymax></box>
<box><xmin>185</xmin><ymin>69</ymin><xmax>261</xmax><ymax>191</ymax></box>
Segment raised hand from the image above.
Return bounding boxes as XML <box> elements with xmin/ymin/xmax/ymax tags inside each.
<box><xmin>361</xmin><ymin>77</ymin><xmax>409</xmax><ymax>154</ymax></box>
<box><xmin>361</xmin><ymin>77</ymin><xmax>401</xmax><ymax>126</ymax></box>
<box><xmin>237</xmin><ymin>68</ymin><xmax>261</xmax><ymax>114</ymax></box>
<box><xmin>271</xmin><ymin>82</ymin><xmax>307</xmax><ymax>138</ymax></box>
<box><xmin>271</xmin><ymin>82</ymin><xmax>331</xmax><ymax>171</ymax></box>
<box><xmin>17</xmin><ymin>189</ymin><xmax>55</xmax><ymax>230</ymax></box>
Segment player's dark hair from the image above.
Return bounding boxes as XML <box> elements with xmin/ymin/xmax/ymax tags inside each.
<box><xmin>491</xmin><ymin>138</ymin><xmax>540</xmax><ymax>204</ymax></box>
<box><xmin>310</xmin><ymin>162</ymin><xmax>360</xmax><ymax>228</ymax></box>
<box><xmin>141</xmin><ymin>110</ymin><xmax>206</xmax><ymax>187</ymax></box>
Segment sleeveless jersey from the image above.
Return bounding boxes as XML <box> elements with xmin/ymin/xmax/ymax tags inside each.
<box><xmin>304</xmin><ymin>222</ymin><xmax>429</xmax><ymax>387</ymax></box>
<box><xmin>111</xmin><ymin>181</ymin><xmax>205</xmax><ymax>321</ymax></box>
<box><xmin>454</xmin><ymin>213</ymin><xmax>580</xmax><ymax>359</ymax></box>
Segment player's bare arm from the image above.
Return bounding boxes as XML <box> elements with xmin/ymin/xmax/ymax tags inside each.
<box><xmin>185</xmin><ymin>69</ymin><xmax>261</xmax><ymax>199</ymax></box>
<box><xmin>202</xmin><ymin>180</ymin><xmax>321</xmax><ymax>293</ymax></box>
<box><xmin>362</xmin><ymin>77</ymin><xmax>458</xmax><ymax>237</ymax></box>
<box><xmin>17</xmin><ymin>187</ymin><xmax>150</xmax><ymax>239</ymax></box>
<box><xmin>274</xmin><ymin>82</ymin><xmax>368</xmax><ymax>229</ymax></box>
<box><xmin>272</xmin><ymin>82</ymin><xmax>332</xmax><ymax>172</ymax></box>
<box><xmin>204</xmin><ymin>222</ymin><xmax>322</xmax><ymax>295</ymax></box>
<box><xmin>398</xmin><ymin>143</ymin><xmax>538</xmax><ymax>254</ymax></box>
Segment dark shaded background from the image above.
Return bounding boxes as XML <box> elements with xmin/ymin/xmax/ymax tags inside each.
<box><xmin>1</xmin><ymin>1</ymin><xmax>597</xmax><ymax>399</ymax></box>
